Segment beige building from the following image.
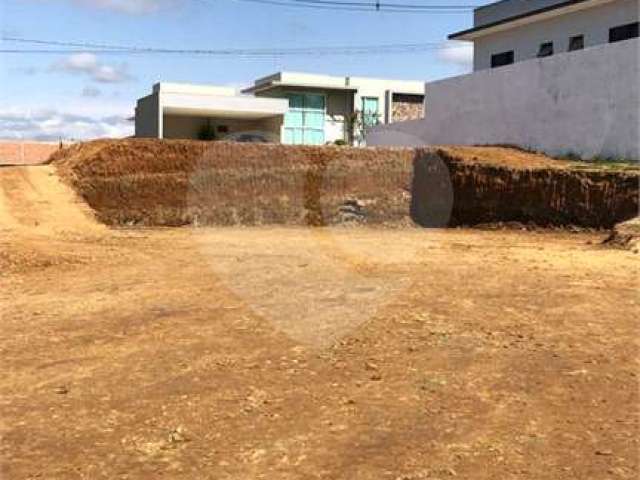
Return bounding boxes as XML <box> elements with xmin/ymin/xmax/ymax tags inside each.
<box><xmin>135</xmin><ymin>71</ymin><xmax>424</xmax><ymax>145</ymax></box>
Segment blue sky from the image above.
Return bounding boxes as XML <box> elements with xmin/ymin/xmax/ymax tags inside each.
<box><xmin>0</xmin><ymin>0</ymin><xmax>477</xmax><ymax>140</ymax></box>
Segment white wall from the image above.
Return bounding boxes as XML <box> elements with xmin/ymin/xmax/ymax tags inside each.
<box><xmin>368</xmin><ymin>39</ymin><xmax>640</xmax><ymax>160</ymax></box>
<box><xmin>473</xmin><ymin>0</ymin><xmax>638</xmax><ymax>70</ymax></box>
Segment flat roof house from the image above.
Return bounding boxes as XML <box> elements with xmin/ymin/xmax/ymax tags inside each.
<box><xmin>135</xmin><ymin>71</ymin><xmax>424</xmax><ymax>145</ymax></box>
<box><xmin>450</xmin><ymin>0</ymin><xmax>639</xmax><ymax>70</ymax></box>
<box><xmin>368</xmin><ymin>0</ymin><xmax>639</xmax><ymax>160</ymax></box>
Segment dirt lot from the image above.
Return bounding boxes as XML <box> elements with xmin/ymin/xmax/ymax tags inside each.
<box><xmin>1</xmin><ymin>165</ymin><xmax>639</xmax><ymax>479</ymax></box>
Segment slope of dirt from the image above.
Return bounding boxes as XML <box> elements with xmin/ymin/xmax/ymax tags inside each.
<box><xmin>0</xmin><ymin>165</ymin><xmax>103</xmax><ymax>235</ymax></box>
<box><xmin>417</xmin><ymin>148</ymin><xmax>639</xmax><ymax>228</ymax></box>
<box><xmin>0</xmin><ymin>165</ymin><xmax>105</xmax><ymax>274</ymax></box>
<box><xmin>52</xmin><ymin>139</ymin><xmax>639</xmax><ymax>229</ymax></box>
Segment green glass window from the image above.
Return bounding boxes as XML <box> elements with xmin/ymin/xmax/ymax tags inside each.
<box><xmin>285</xmin><ymin>110</ymin><xmax>303</xmax><ymax>128</ymax></box>
<box><xmin>362</xmin><ymin>97</ymin><xmax>379</xmax><ymax>128</ymax></box>
<box><xmin>288</xmin><ymin>94</ymin><xmax>305</xmax><ymax>109</ymax></box>
<box><xmin>283</xmin><ymin>93</ymin><xmax>325</xmax><ymax>145</ymax></box>
<box><xmin>305</xmin><ymin>93</ymin><xmax>325</xmax><ymax>110</ymax></box>
<box><xmin>304</xmin><ymin>111</ymin><xmax>324</xmax><ymax>129</ymax></box>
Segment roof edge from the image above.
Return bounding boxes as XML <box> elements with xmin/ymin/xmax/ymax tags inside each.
<box><xmin>449</xmin><ymin>0</ymin><xmax>592</xmax><ymax>40</ymax></box>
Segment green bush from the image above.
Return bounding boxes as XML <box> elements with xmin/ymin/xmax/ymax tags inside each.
<box><xmin>197</xmin><ymin>124</ymin><xmax>216</xmax><ymax>141</ymax></box>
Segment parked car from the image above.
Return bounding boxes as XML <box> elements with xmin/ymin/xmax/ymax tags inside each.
<box><xmin>223</xmin><ymin>131</ymin><xmax>275</xmax><ymax>143</ymax></box>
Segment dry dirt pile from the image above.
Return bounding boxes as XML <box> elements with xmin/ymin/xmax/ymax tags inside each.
<box><xmin>604</xmin><ymin>216</ymin><xmax>640</xmax><ymax>252</ymax></box>
<box><xmin>430</xmin><ymin>147</ymin><xmax>639</xmax><ymax>228</ymax></box>
<box><xmin>52</xmin><ymin>139</ymin><xmax>414</xmax><ymax>227</ymax></box>
<box><xmin>51</xmin><ymin>139</ymin><xmax>639</xmax><ymax>228</ymax></box>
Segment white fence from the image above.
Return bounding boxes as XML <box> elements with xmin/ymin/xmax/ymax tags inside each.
<box><xmin>368</xmin><ymin>38</ymin><xmax>640</xmax><ymax>160</ymax></box>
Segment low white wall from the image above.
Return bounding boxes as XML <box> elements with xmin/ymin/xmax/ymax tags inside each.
<box><xmin>368</xmin><ymin>39</ymin><xmax>640</xmax><ymax>160</ymax></box>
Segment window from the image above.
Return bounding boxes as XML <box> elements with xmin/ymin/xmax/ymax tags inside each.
<box><xmin>283</xmin><ymin>93</ymin><xmax>325</xmax><ymax>145</ymax></box>
<box><xmin>537</xmin><ymin>42</ymin><xmax>554</xmax><ymax>58</ymax></box>
<box><xmin>568</xmin><ymin>35</ymin><xmax>584</xmax><ymax>51</ymax></box>
<box><xmin>609</xmin><ymin>22</ymin><xmax>639</xmax><ymax>43</ymax></box>
<box><xmin>490</xmin><ymin>51</ymin><xmax>514</xmax><ymax>68</ymax></box>
<box><xmin>361</xmin><ymin>97</ymin><xmax>379</xmax><ymax>128</ymax></box>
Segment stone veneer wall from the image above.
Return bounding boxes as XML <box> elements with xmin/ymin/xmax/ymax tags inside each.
<box><xmin>391</xmin><ymin>94</ymin><xmax>424</xmax><ymax>122</ymax></box>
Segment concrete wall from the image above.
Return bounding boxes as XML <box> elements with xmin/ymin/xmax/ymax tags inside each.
<box><xmin>473</xmin><ymin>0</ymin><xmax>638</xmax><ymax>70</ymax></box>
<box><xmin>135</xmin><ymin>94</ymin><xmax>160</xmax><ymax>138</ymax></box>
<box><xmin>368</xmin><ymin>38</ymin><xmax>640</xmax><ymax>160</ymax></box>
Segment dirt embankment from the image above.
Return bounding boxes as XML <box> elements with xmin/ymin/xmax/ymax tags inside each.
<box><xmin>51</xmin><ymin>139</ymin><xmax>639</xmax><ymax>228</ymax></box>
<box><xmin>52</xmin><ymin>140</ymin><xmax>415</xmax><ymax>227</ymax></box>
<box><xmin>419</xmin><ymin>148</ymin><xmax>639</xmax><ymax>228</ymax></box>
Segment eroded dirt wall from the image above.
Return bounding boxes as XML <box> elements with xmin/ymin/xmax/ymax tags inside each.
<box><xmin>52</xmin><ymin>139</ymin><xmax>639</xmax><ymax>229</ymax></box>
<box><xmin>412</xmin><ymin>149</ymin><xmax>639</xmax><ymax>228</ymax></box>
<box><xmin>52</xmin><ymin>139</ymin><xmax>415</xmax><ymax>227</ymax></box>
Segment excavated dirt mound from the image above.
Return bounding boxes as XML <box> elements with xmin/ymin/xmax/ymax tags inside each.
<box><xmin>51</xmin><ymin>139</ymin><xmax>639</xmax><ymax>229</ymax></box>
<box><xmin>604</xmin><ymin>216</ymin><xmax>640</xmax><ymax>252</ymax></box>
<box><xmin>423</xmin><ymin>147</ymin><xmax>639</xmax><ymax>228</ymax></box>
<box><xmin>52</xmin><ymin>139</ymin><xmax>414</xmax><ymax>227</ymax></box>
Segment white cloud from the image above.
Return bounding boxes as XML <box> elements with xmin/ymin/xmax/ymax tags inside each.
<box><xmin>0</xmin><ymin>106</ymin><xmax>133</xmax><ymax>141</ymax></box>
<box><xmin>82</xmin><ymin>86</ymin><xmax>102</xmax><ymax>97</ymax></box>
<box><xmin>72</xmin><ymin>0</ymin><xmax>177</xmax><ymax>14</ymax></box>
<box><xmin>437</xmin><ymin>42</ymin><xmax>474</xmax><ymax>68</ymax></box>
<box><xmin>51</xmin><ymin>53</ymin><xmax>132</xmax><ymax>83</ymax></box>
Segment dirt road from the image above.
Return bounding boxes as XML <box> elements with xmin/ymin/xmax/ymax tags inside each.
<box><xmin>1</xmin><ymin>166</ymin><xmax>639</xmax><ymax>479</ymax></box>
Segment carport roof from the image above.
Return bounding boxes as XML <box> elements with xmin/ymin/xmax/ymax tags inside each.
<box><xmin>161</xmin><ymin>91</ymin><xmax>289</xmax><ymax>119</ymax></box>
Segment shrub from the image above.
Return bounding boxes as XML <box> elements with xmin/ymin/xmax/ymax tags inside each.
<box><xmin>197</xmin><ymin>124</ymin><xmax>216</xmax><ymax>141</ymax></box>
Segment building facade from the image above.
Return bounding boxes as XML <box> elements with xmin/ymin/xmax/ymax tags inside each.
<box><xmin>450</xmin><ymin>0</ymin><xmax>639</xmax><ymax>71</ymax></box>
<box><xmin>135</xmin><ymin>72</ymin><xmax>424</xmax><ymax>145</ymax></box>
<box><xmin>368</xmin><ymin>0</ymin><xmax>639</xmax><ymax>160</ymax></box>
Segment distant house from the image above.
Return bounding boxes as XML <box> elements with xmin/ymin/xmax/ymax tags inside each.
<box><xmin>135</xmin><ymin>72</ymin><xmax>424</xmax><ymax>145</ymax></box>
<box><xmin>368</xmin><ymin>0</ymin><xmax>639</xmax><ymax>160</ymax></box>
<box><xmin>450</xmin><ymin>0</ymin><xmax>639</xmax><ymax>70</ymax></box>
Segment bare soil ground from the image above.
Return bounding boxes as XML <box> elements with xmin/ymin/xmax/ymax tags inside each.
<box><xmin>1</xmin><ymin>166</ymin><xmax>639</xmax><ymax>479</ymax></box>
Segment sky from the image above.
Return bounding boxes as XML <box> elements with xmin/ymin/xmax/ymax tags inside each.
<box><xmin>0</xmin><ymin>0</ymin><xmax>478</xmax><ymax>140</ymax></box>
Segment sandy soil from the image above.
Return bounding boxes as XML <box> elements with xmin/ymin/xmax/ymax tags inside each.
<box><xmin>1</xmin><ymin>166</ymin><xmax>639</xmax><ymax>479</ymax></box>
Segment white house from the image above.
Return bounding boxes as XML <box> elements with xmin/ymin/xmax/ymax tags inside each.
<box><xmin>450</xmin><ymin>0</ymin><xmax>639</xmax><ymax>70</ymax></box>
<box><xmin>368</xmin><ymin>0</ymin><xmax>639</xmax><ymax>160</ymax></box>
<box><xmin>135</xmin><ymin>71</ymin><xmax>424</xmax><ymax>145</ymax></box>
